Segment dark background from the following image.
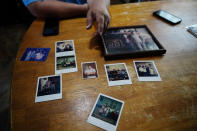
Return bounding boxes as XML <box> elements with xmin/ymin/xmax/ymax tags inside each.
<box><xmin>0</xmin><ymin>0</ymin><xmax>34</xmax><ymax>25</ymax></box>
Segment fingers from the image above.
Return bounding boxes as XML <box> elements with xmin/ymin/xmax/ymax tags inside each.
<box><xmin>96</xmin><ymin>12</ymin><xmax>110</xmax><ymax>35</ymax></box>
<box><xmin>86</xmin><ymin>11</ymin><xmax>93</xmax><ymax>29</ymax></box>
<box><xmin>104</xmin><ymin>14</ymin><xmax>110</xmax><ymax>33</ymax></box>
<box><xmin>97</xmin><ymin>14</ymin><xmax>104</xmax><ymax>35</ymax></box>
<box><xmin>87</xmin><ymin>9</ymin><xmax>110</xmax><ymax>35</ymax></box>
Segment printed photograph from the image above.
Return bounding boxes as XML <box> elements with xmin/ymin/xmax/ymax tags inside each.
<box><xmin>91</xmin><ymin>94</ymin><xmax>123</xmax><ymax>126</ymax></box>
<box><xmin>134</xmin><ymin>61</ymin><xmax>158</xmax><ymax>77</ymax></box>
<box><xmin>106</xmin><ymin>64</ymin><xmax>129</xmax><ymax>81</ymax></box>
<box><xmin>82</xmin><ymin>62</ymin><xmax>98</xmax><ymax>79</ymax></box>
<box><xmin>56</xmin><ymin>55</ymin><xmax>76</xmax><ymax>70</ymax></box>
<box><xmin>103</xmin><ymin>27</ymin><xmax>159</xmax><ymax>54</ymax></box>
<box><xmin>37</xmin><ymin>75</ymin><xmax>61</xmax><ymax>97</ymax></box>
<box><xmin>20</xmin><ymin>48</ymin><xmax>50</xmax><ymax>61</ymax></box>
<box><xmin>56</xmin><ymin>40</ymin><xmax>73</xmax><ymax>53</ymax></box>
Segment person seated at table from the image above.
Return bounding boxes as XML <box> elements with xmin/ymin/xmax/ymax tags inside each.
<box><xmin>23</xmin><ymin>0</ymin><xmax>110</xmax><ymax>35</ymax></box>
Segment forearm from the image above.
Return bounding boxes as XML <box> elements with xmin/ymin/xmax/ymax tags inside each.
<box><xmin>28</xmin><ymin>1</ymin><xmax>88</xmax><ymax>18</ymax></box>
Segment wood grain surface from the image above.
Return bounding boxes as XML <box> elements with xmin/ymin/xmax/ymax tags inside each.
<box><xmin>11</xmin><ymin>0</ymin><xmax>197</xmax><ymax>130</ymax></box>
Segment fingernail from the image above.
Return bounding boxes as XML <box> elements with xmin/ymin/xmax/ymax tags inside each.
<box><xmin>86</xmin><ymin>24</ymin><xmax>91</xmax><ymax>29</ymax></box>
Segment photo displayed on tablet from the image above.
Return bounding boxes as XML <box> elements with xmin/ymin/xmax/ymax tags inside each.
<box><xmin>56</xmin><ymin>40</ymin><xmax>74</xmax><ymax>53</ymax></box>
<box><xmin>134</xmin><ymin>61</ymin><xmax>162</xmax><ymax>81</ymax></box>
<box><xmin>104</xmin><ymin>63</ymin><xmax>132</xmax><ymax>86</ymax></box>
<box><xmin>82</xmin><ymin>62</ymin><xmax>98</xmax><ymax>79</ymax></box>
<box><xmin>35</xmin><ymin>74</ymin><xmax>62</xmax><ymax>103</ymax></box>
<box><xmin>87</xmin><ymin>93</ymin><xmax>124</xmax><ymax>131</ymax></box>
<box><xmin>20</xmin><ymin>48</ymin><xmax>50</xmax><ymax>61</ymax></box>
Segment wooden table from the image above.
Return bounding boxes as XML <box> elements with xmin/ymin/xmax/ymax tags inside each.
<box><xmin>11</xmin><ymin>0</ymin><xmax>197</xmax><ymax>130</ymax></box>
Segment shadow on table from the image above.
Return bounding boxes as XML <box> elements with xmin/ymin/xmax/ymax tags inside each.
<box><xmin>89</xmin><ymin>35</ymin><xmax>105</xmax><ymax>57</ymax></box>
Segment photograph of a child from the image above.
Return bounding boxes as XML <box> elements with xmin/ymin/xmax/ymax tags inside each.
<box><xmin>21</xmin><ymin>48</ymin><xmax>50</xmax><ymax>61</ymax></box>
<box><xmin>82</xmin><ymin>62</ymin><xmax>98</xmax><ymax>79</ymax></box>
<box><xmin>103</xmin><ymin>27</ymin><xmax>159</xmax><ymax>54</ymax></box>
<box><xmin>56</xmin><ymin>41</ymin><xmax>73</xmax><ymax>53</ymax></box>
<box><xmin>56</xmin><ymin>55</ymin><xmax>76</xmax><ymax>70</ymax></box>
<box><xmin>37</xmin><ymin>75</ymin><xmax>61</xmax><ymax>96</ymax></box>
<box><xmin>106</xmin><ymin>64</ymin><xmax>129</xmax><ymax>81</ymax></box>
<box><xmin>91</xmin><ymin>95</ymin><xmax>123</xmax><ymax>126</ymax></box>
<box><xmin>135</xmin><ymin>61</ymin><xmax>158</xmax><ymax>77</ymax></box>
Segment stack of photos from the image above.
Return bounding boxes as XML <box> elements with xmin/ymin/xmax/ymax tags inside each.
<box><xmin>55</xmin><ymin>40</ymin><xmax>78</xmax><ymax>74</ymax></box>
<box><xmin>81</xmin><ymin>61</ymin><xmax>99</xmax><ymax>79</ymax></box>
<box><xmin>35</xmin><ymin>74</ymin><xmax>62</xmax><ymax>103</ymax></box>
<box><xmin>134</xmin><ymin>61</ymin><xmax>161</xmax><ymax>81</ymax></box>
<box><xmin>87</xmin><ymin>93</ymin><xmax>124</xmax><ymax>131</ymax></box>
<box><xmin>104</xmin><ymin>63</ymin><xmax>132</xmax><ymax>86</ymax></box>
<box><xmin>20</xmin><ymin>48</ymin><xmax>50</xmax><ymax>61</ymax></box>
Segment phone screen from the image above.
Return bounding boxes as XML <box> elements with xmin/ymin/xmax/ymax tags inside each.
<box><xmin>154</xmin><ymin>10</ymin><xmax>181</xmax><ymax>24</ymax></box>
<box><xmin>43</xmin><ymin>19</ymin><xmax>59</xmax><ymax>36</ymax></box>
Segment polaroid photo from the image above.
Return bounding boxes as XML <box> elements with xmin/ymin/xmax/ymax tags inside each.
<box><xmin>81</xmin><ymin>61</ymin><xmax>98</xmax><ymax>79</ymax></box>
<box><xmin>20</xmin><ymin>48</ymin><xmax>50</xmax><ymax>61</ymax></box>
<box><xmin>133</xmin><ymin>61</ymin><xmax>162</xmax><ymax>81</ymax></box>
<box><xmin>35</xmin><ymin>74</ymin><xmax>62</xmax><ymax>103</ymax></box>
<box><xmin>104</xmin><ymin>63</ymin><xmax>132</xmax><ymax>86</ymax></box>
<box><xmin>87</xmin><ymin>93</ymin><xmax>124</xmax><ymax>131</ymax></box>
<box><xmin>55</xmin><ymin>40</ymin><xmax>75</xmax><ymax>57</ymax></box>
<box><xmin>55</xmin><ymin>40</ymin><xmax>78</xmax><ymax>74</ymax></box>
<box><xmin>55</xmin><ymin>55</ymin><xmax>78</xmax><ymax>74</ymax></box>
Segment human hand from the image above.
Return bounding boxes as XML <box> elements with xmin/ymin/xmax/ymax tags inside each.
<box><xmin>86</xmin><ymin>0</ymin><xmax>110</xmax><ymax>35</ymax></box>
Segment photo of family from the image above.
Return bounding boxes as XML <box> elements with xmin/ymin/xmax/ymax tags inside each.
<box><xmin>104</xmin><ymin>63</ymin><xmax>132</xmax><ymax>86</ymax></box>
<box><xmin>87</xmin><ymin>94</ymin><xmax>124</xmax><ymax>131</ymax></box>
<box><xmin>102</xmin><ymin>26</ymin><xmax>160</xmax><ymax>55</ymax></box>
<box><xmin>56</xmin><ymin>55</ymin><xmax>76</xmax><ymax>70</ymax></box>
<box><xmin>21</xmin><ymin>48</ymin><xmax>50</xmax><ymax>61</ymax></box>
<box><xmin>35</xmin><ymin>75</ymin><xmax>62</xmax><ymax>103</ymax></box>
<box><xmin>135</xmin><ymin>61</ymin><xmax>158</xmax><ymax>77</ymax></box>
<box><xmin>56</xmin><ymin>40</ymin><xmax>73</xmax><ymax>53</ymax></box>
<box><xmin>134</xmin><ymin>61</ymin><xmax>161</xmax><ymax>81</ymax></box>
<box><xmin>82</xmin><ymin>62</ymin><xmax>98</xmax><ymax>79</ymax></box>
<box><xmin>91</xmin><ymin>95</ymin><xmax>123</xmax><ymax>125</ymax></box>
<box><xmin>106</xmin><ymin>64</ymin><xmax>129</xmax><ymax>81</ymax></box>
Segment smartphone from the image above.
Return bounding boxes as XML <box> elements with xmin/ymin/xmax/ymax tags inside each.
<box><xmin>153</xmin><ymin>10</ymin><xmax>182</xmax><ymax>25</ymax></box>
<box><xmin>43</xmin><ymin>18</ymin><xmax>59</xmax><ymax>36</ymax></box>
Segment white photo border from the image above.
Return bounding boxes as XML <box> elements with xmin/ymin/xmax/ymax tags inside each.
<box><xmin>133</xmin><ymin>60</ymin><xmax>162</xmax><ymax>81</ymax></box>
<box><xmin>55</xmin><ymin>55</ymin><xmax>78</xmax><ymax>74</ymax></box>
<box><xmin>87</xmin><ymin>93</ymin><xmax>124</xmax><ymax>131</ymax></box>
<box><xmin>55</xmin><ymin>40</ymin><xmax>78</xmax><ymax>74</ymax></box>
<box><xmin>55</xmin><ymin>40</ymin><xmax>75</xmax><ymax>57</ymax></box>
<box><xmin>81</xmin><ymin>61</ymin><xmax>99</xmax><ymax>79</ymax></box>
<box><xmin>104</xmin><ymin>63</ymin><xmax>132</xmax><ymax>86</ymax></box>
<box><xmin>35</xmin><ymin>74</ymin><xmax>62</xmax><ymax>103</ymax></box>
